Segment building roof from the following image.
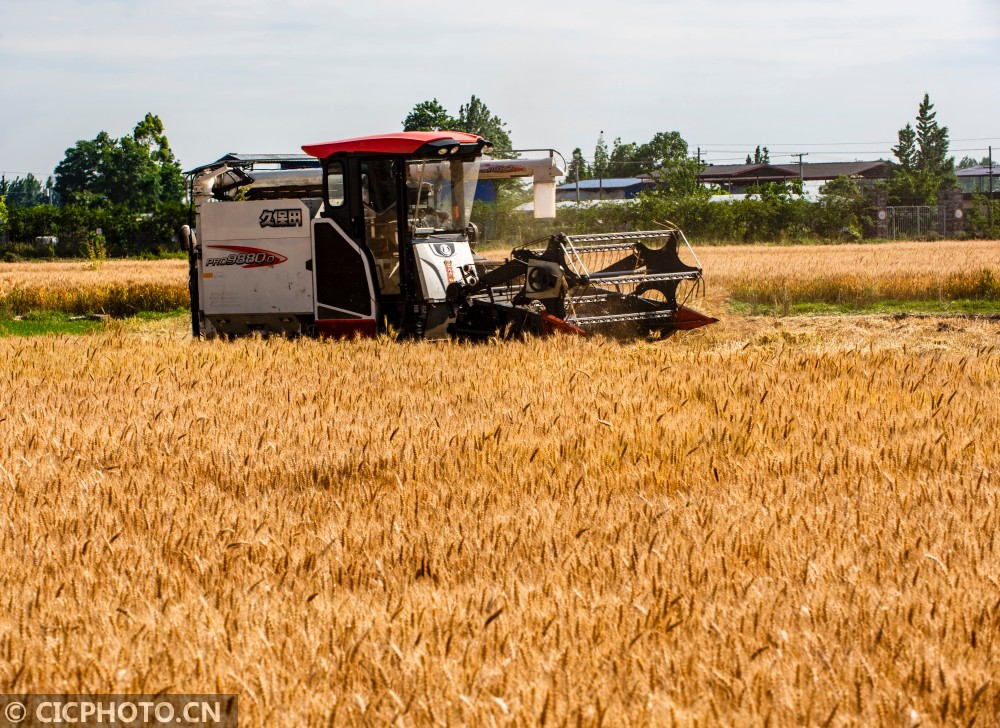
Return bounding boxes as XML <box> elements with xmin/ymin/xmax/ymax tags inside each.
<box><xmin>556</xmin><ymin>177</ymin><xmax>653</xmax><ymax>190</ymax></box>
<box><xmin>691</xmin><ymin>160</ymin><xmax>889</xmax><ymax>182</ymax></box>
<box><xmin>957</xmin><ymin>164</ymin><xmax>998</xmax><ymax>177</ymax></box>
<box><xmin>776</xmin><ymin>161</ymin><xmax>889</xmax><ymax>179</ymax></box>
<box><xmin>698</xmin><ymin>163</ymin><xmax>799</xmax><ymax>182</ymax></box>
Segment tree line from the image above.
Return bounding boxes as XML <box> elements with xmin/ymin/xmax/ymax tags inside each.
<box><xmin>1</xmin><ymin>94</ymin><xmax>994</xmax><ymax>259</ymax></box>
<box><xmin>1</xmin><ymin>113</ymin><xmax>188</xmax><ymax>259</ymax></box>
<box><xmin>565</xmin><ymin>95</ymin><xmax>967</xmax><ymax>207</ymax></box>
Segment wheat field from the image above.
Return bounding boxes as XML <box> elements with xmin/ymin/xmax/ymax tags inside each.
<box><xmin>2</xmin><ymin>308</ymin><xmax>999</xmax><ymax>725</ymax></box>
<box><xmin>0</xmin><ymin>259</ymin><xmax>189</xmax><ymax>317</ymax></box>
<box><xmin>2</xmin><ymin>239</ymin><xmax>998</xmax><ymax>317</ymax></box>
<box><xmin>696</xmin><ymin>240</ymin><xmax>1000</xmax><ymax>312</ymax></box>
<box><xmin>698</xmin><ymin>239</ymin><xmax>1000</xmax><ymax>283</ymax></box>
<box><xmin>0</xmin><ymin>259</ymin><xmax>187</xmax><ymax>295</ymax></box>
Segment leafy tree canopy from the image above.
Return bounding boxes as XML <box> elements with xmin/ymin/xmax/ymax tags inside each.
<box><xmin>54</xmin><ymin>114</ymin><xmax>185</xmax><ymax>210</ymax></box>
<box><xmin>0</xmin><ymin>173</ymin><xmax>45</xmax><ymax>208</ymax></box>
<box><xmin>746</xmin><ymin>145</ymin><xmax>770</xmax><ymax>165</ymax></box>
<box><xmin>958</xmin><ymin>155</ymin><xmax>992</xmax><ymax>170</ymax></box>
<box><xmin>402</xmin><ymin>99</ymin><xmax>457</xmax><ymax>132</ymax></box>
<box><xmin>606</xmin><ymin>138</ymin><xmax>639</xmax><ymax>177</ymax></box>
<box><xmin>567</xmin><ymin>147</ymin><xmax>589</xmax><ymax>183</ymax></box>
<box><xmin>635</xmin><ymin>131</ymin><xmax>689</xmax><ymax>170</ymax></box>
<box><xmin>654</xmin><ymin>154</ymin><xmax>706</xmax><ymax>197</ymax></box>
<box><xmin>593</xmin><ymin>132</ymin><xmax>609</xmax><ymax>179</ymax></box>
<box><xmin>572</xmin><ymin>130</ymin><xmax>702</xmax><ymax>195</ymax></box>
<box><xmin>888</xmin><ymin>94</ymin><xmax>956</xmax><ymax>205</ymax></box>
<box><xmin>892</xmin><ymin>123</ymin><xmax>917</xmax><ymax>172</ymax></box>
<box><xmin>456</xmin><ymin>95</ymin><xmax>513</xmax><ymax>154</ymax></box>
<box><xmin>402</xmin><ymin>96</ymin><xmax>513</xmax><ymax>155</ymax></box>
<box><xmin>580</xmin><ymin>130</ymin><xmax>693</xmax><ymax>179</ymax></box>
<box><xmin>914</xmin><ymin>94</ymin><xmax>952</xmax><ymax>178</ymax></box>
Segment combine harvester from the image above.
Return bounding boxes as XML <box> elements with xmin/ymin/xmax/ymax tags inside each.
<box><xmin>181</xmin><ymin>131</ymin><xmax>716</xmax><ymax>340</ymax></box>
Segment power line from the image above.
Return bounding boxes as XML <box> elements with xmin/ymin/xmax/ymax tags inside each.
<box><xmin>694</xmin><ymin>136</ymin><xmax>1000</xmax><ymax>147</ymax></box>
<box><xmin>0</xmin><ymin>171</ymin><xmax>53</xmax><ymax>178</ymax></box>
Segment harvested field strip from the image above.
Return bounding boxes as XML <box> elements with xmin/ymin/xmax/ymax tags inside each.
<box><xmin>1</xmin><ymin>318</ymin><xmax>998</xmax><ymax>724</ymax></box>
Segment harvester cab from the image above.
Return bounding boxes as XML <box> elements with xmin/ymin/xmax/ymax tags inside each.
<box><xmin>183</xmin><ymin>131</ymin><xmax>716</xmax><ymax>340</ymax></box>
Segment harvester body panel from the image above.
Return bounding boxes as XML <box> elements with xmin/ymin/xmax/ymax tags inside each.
<box><xmin>197</xmin><ymin>199</ymin><xmax>314</xmax><ymax>337</ymax></box>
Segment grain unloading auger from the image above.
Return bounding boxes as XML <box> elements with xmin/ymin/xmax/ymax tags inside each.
<box><xmin>181</xmin><ymin>131</ymin><xmax>716</xmax><ymax>340</ymax></box>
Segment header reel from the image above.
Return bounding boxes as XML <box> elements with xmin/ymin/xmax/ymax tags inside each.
<box><xmin>456</xmin><ymin>227</ymin><xmax>717</xmax><ymax>339</ymax></box>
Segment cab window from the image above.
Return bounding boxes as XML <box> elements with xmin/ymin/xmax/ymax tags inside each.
<box><xmin>325</xmin><ymin>161</ymin><xmax>345</xmax><ymax>207</ymax></box>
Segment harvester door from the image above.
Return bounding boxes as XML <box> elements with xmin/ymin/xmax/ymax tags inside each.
<box><xmin>311</xmin><ymin>217</ymin><xmax>378</xmax><ymax>337</ymax></box>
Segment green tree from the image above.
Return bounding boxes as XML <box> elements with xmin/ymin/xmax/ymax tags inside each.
<box><xmin>914</xmin><ymin>94</ymin><xmax>952</xmax><ymax>179</ymax></box>
<box><xmin>598</xmin><ymin>134</ymin><xmax>688</xmax><ymax>177</ymax></box>
<box><xmin>105</xmin><ymin>134</ymin><xmax>162</xmax><ymax>206</ymax></box>
<box><xmin>817</xmin><ymin>176</ymin><xmax>874</xmax><ymax>239</ymax></box>
<box><xmin>593</xmin><ymin>132</ymin><xmax>609</xmax><ymax>179</ymax></box>
<box><xmin>653</xmin><ymin>155</ymin><xmax>706</xmax><ymax>197</ymax></box>
<box><xmin>746</xmin><ymin>145</ymin><xmax>769</xmax><ymax>164</ymax></box>
<box><xmin>54</xmin><ymin>132</ymin><xmax>111</xmax><ymax>205</ymax></box>
<box><xmin>635</xmin><ymin>131</ymin><xmax>689</xmax><ymax>171</ymax></box>
<box><xmin>403</xmin><ymin>99</ymin><xmax>457</xmax><ymax>131</ymax></box>
<box><xmin>456</xmin><ymin>95</ymin><xmax>513</xmax><ymax>154</ymax></box>
<box><xmin>567</xmin><ymin>147</ymin><xmax>590</xmax><ymax>182</ymax></box>
<box><xmin>892</xmin><ymin>124</ymin><xmax>917</xmax><ymax>172</ymax></box>
<box><xmin>966</xmin><ymin>194</ymin><xmax>1000</xmax><ymax>238</ymax></box>
<box><xmin>132</xmin><ymin>112</ymin><xmax>186</xmax><ymax>204</ymax></box>
<box><xmin>888</xmin><ymin>94</ymin><xmax>956</xmax><ymax>205</ymax></box>
<box><xmin>403</xmin><ymin>96</ymin><xmax>514</xmax><ymax>155</ymax></box>
<box><xmin>606</xmin><ymin>137</ymin><xmax>639</xmax><ymax>177</ymax></box>
<box><xmin>3</xmin><ymin>174</ymin><xmax>44</xmax><ymax>207</ymax></box>
<box><xmin>0</xmin><ymin>195</ymin><xmax>8</xmax><ymax>238</ymax></box>
<box><xmin>638</xmin><ymin>131</ymin><xmax>696</xmax><ymax>192</ymax></box>
<box><xmin>53</xmin><ymin>114</ymin><xmax>185</xmax><ymax>209</ymax></box>
<box><xmin>578</xmin><ymin>129</ymin><xmax>701</xmax><ymax>191</ymax></box>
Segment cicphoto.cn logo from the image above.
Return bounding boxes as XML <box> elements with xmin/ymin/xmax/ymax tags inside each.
<box><xmin>0</xmin><ymin>695</ymin><xmax>237</xmax><ymax>727</ymax></box>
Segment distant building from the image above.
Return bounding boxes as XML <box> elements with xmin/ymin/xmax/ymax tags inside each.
<box><xmin>956</xmin><ymin>164</ymin><xmax>997</xmax><ymax>196</ymax></box>
<box><xmin>688</xmin><ymin>160</ymin><xmax>890</xmax><ymax>195</ymax></box>
<box><xmin>555</xmin><ymin>177</ymin><xmax>656</xmax><ymax>201</ymax></box>
<box><xmin>556</xmin><ymin>161</ymin><xmax>891</xmax><ymax>201</ymax></box>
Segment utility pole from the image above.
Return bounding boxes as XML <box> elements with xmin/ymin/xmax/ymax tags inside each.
<box><xmin>990</xmin><ymin>146</ymin><xmax>994</xmax><ymax>231</ymax></box>
<box><xmin>792</xmin><ymin>153</ymin><xmax>808</xmax><ymax>186</ymax></box>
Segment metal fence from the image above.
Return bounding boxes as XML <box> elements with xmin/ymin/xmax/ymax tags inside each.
<box><xmin>887</xmin><ymin>206</ymin><xmax>935</xmax><ymax>239</ymax></box>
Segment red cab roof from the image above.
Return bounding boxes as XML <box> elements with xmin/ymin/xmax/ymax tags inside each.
<box><xmin>302</xmin><ymin>131</ymin><xmax>484</xmax><ymax>159</ymax></box>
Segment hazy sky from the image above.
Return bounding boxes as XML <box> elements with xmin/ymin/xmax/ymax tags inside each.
<box><xmin>2</xmin><ymin>0</ymin><xmax>999</xmax><ymax>179</ymax></box>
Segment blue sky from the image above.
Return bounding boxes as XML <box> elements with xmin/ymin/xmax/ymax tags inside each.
<box><xmin>1</xmin><ymin>0</ymin><xmax>999</xmax><ymax>179</ymax></box>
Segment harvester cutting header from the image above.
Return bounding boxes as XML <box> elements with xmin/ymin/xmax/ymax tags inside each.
<box><xmin>181</xmin><ymin>131</ymin><xmax>716</xmax><ymax>340</ymax></box>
